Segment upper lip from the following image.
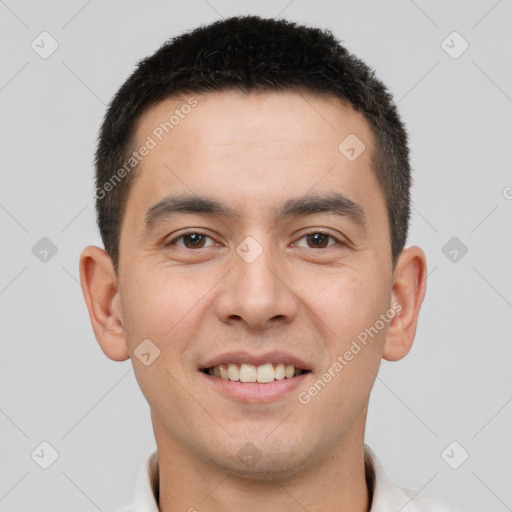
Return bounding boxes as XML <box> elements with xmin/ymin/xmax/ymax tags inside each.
<box><xmin>200</xmin><ymin>351</ymin><xmax>312</xmax><ymax>371</ymax></box>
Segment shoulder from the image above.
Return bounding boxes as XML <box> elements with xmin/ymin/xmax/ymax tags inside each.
<box><xmin>393</xmin><ymin>483</ymin><xmax>460</xmax><ymax>512</ymax></box>
<box><xmin>365</xmin><ymin>445</ymin><xmax>460</xmax><ymax>512</ymax></box>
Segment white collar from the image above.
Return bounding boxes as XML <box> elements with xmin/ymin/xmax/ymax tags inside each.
<box><xmin>122</xmin><ymin>444</ymin><xmax>456</xmax><ymax>512</ymax></box>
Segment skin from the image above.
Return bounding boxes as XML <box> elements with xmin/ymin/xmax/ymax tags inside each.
<box><xmin>80</xmin><ymin>90</ymin><xmax>427</xmax><ymax>512</ymax></box>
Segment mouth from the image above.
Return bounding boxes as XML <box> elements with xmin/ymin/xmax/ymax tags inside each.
<box><xmin>199</xmin><ymin>351</ymin><xmax>313</xmax><ymax>402</ymax></box>
<box><xmin>201</xmin><ymin>363</ymin><xmax>311</xmax><ymax>384</ymax></box>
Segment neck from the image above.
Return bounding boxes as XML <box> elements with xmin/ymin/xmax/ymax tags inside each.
<box><xmin>152</xmin><ymin>411</ymin><xmax>371</xmax><ymax>512</ymax></box>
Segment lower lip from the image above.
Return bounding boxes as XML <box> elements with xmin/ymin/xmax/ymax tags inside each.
<box><xmin>200</xmin><ymin>371</ymin><xmax>310</xmax><ymax>403</ymax></box>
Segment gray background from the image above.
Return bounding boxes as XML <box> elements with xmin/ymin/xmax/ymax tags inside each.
<box><xmin>1</xmin><ymin>0</ymin><xmax>511</xmax><ymax>510</ymax></box>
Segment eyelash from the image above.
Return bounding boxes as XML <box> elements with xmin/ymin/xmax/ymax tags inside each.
<box><xmin>166</xmin><ymin>230</ymin><xmax>345</xmax><ymax>250</ymax></box>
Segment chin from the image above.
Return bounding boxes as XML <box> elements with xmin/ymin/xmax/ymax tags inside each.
<box><xmin>229</xmin><ymin>458</ymin><xmax>309</xmax><ymax>481</ymax></box>
<box><xmin>212</xmin><ymin>438</ymin><xmax>314</xmax><ymax>481</ymax></box>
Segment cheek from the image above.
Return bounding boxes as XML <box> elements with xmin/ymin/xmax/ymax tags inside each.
<box><xmin>309</xmin><ymin>268</ymin><xmax>390</xmax><ymax>345</ymax></box>
<box><xmin>120</xmin><ymin>265</ymin><xmax>216</xmax><ymax>362</ymax></box>
<box><xmin>298</xmin><ymin>276</ymin><xmax>388</xmax><ymax>432</ymax></box>
<box><xmin>120</xmin><ymin>267</ymin><xmax>184</xmax><ymax>345</ymax></box>
<box><xmin>325</xmin><ymin>271</ymin><xmax>390</xmax><ymax>399</ymax></box>
<box><xmin>119</xmin><ymin>269</ymin><xmax>206</xmax><ymax>415</ymax></box>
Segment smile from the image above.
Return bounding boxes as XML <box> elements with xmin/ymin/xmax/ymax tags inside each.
<box><xmin>204</xmin><ymin>363</ymin><xmax>309</xmax><ymax>383</ymax></box>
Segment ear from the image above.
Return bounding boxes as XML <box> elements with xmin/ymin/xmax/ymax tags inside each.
<box><xmin>383</xmin><ymin>246</ymin><xmax>427</xmax><ymax>362</ymax></box>
<box><xmin>79</xmin><ymin>246</ymin><xmax>129</xmax><ymax>362</ymax></box>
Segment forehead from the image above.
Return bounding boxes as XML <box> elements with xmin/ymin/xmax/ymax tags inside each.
<box><xmin>127</xmin><ymin>89</ymin><xmax>383</xmax><ymax>226</ymax></box>
<box><xmin>136</xmin><ymin>89</ymin><xmax>374</xmax><ymax>159</ymax></box>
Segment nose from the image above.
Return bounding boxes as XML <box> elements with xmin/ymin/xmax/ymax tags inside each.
<box><xmin>214</xmin><ymin>240</ymin><xmax>298</xmax><ymax>330</ymax></box>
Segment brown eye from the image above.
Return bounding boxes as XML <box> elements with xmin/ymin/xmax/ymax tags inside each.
<box><xmin>306</xmin><ymin>233</ymin><xmax>330</xmax><ymax>248</ymax></box>
<box><xmin>295</xmin><ymin>231</ymin><xmax>339</xmax><ymax>249</ymax></box>
<box><xmin>182</xmin><ymin>234</ymin><xmax>206</xmax><ymax>248</ymax></box>
<box><xmin>167</xmin><ymin>233</ymin><xmax>215</xmax><ymax>249</ymax></box>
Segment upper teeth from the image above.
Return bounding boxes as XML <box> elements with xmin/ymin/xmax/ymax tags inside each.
<box><xmin>208</xmin><ymin>363</ymin><xmax>303</xmax><ymax>383</ymax></box>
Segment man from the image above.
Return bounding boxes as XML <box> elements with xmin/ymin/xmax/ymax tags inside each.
<box><xmin>80</xmin><ymin>15</ymin><xmax>457</xmax><ymax>512</ymax></box>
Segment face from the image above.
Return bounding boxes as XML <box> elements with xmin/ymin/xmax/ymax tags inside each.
<box><xmin>98</xmin><ymin>90</ymin><xmax>403</xmax><ymax>477</ymax></box>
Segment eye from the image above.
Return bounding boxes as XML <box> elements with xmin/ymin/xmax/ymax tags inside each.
<box><xmin>167</xmin><ymin>232</ymin><xmax>216</xmax><ymax>249</ymax></box>
<box><xmin>294</xmin><ymin>231</ymin><xmax>341</xmax><ymax>249</ymax></box>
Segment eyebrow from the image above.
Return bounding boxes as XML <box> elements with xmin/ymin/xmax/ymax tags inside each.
<box><xmin>143</xmin><ymin>192</ymin><xmax>366</xmax><ymax>232</ymax></box>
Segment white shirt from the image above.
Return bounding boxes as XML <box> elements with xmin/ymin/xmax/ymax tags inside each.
<box><xmin>118</xmin><ymin>444</ymin><xmax>458</xmax><ymax>512</ymax></box>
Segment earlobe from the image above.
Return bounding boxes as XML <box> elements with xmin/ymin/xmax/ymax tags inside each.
<box><xmin>79</xmin><ymin>246</ymin><xmax>130</xmax><ymax>362</ymax></box>
<box><xmin>382</xmin><ymin>246</ymin><xmax>427</xmax><ymax>362</ymax></box>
